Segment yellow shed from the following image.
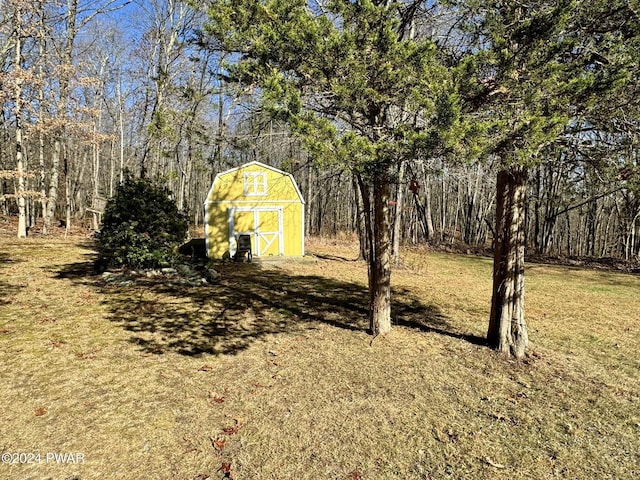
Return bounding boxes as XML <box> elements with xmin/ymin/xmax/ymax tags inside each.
<box><xmin>204</xmin><ymin>161</ymin><xmax>305</xmax><ymax>259</ymax></box>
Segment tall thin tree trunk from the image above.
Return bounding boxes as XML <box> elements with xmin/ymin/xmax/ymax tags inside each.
<box><xmin>587</xmin><ymin>199</ymin><xmax>597</xmax><ymax>257</ymax></box>
<box><xmin>450</xmin><ymin>176</ymin><xmax>461</xmax><ymax>245</ymax></box>
<box><xmin>117</xmin><ymin>76</ymin><xmax>125</xmax><ymax>186</ymax></box>
<box><xmin>109</xmin><ymin>139</ymin><xmax>115</xmax><ymax>197</ymax></box>
<box><xmin>440</xmin><ymin>174</ymin><xmax>446</xmax><ymax>242</ymax></box>
<box><xmin>38</xmin><ymin>125</ymin><xmax>47</xmax><ymax>233</ymax></box>
<box><xmin>488</xmin><ymin>165</ymin><xmax>528</xmax><ymax>358</ymax></box>
<box><xmin>64</xmin><ymin>152</ymin><xmax>71</xmax><ymax>236</ymax></box>
<box><xmin>565</xmin><ymin>211</ymin><xmax>571</xmax><ymax>257</ymax></box>
<box><xmin>424</xmin><ymin>177</ymin><xmax>435</xmax><ymax>241</ymax></box>
<box><xmin>355</xmin><ymin>172</ymin><xmax>372</xmax><ymax>262</ymax></box>
<box><xmin>391</xmin><ymin>160</ymin><xmax>406</xmax><ymax>264</ymax></box>
<box><xmin>14</xmin><ymin>17</ymin><xmax>27</xmax><ymax>238</ymax></box>
<box><xmin>93</xmin><ymin>117</ymin><xmax>101</xmax><ymax>230</ymax></box>
<box><xmin>37</xmin><ymin>15</ymin><xmax>48</xmax><ymax>234</ymax></box>
<box><xmin>533</xmin><ymin>166</ymin><xmax>541</xmax><ymax>253</ymax></box>
<box><xmin>45</xmin><ymin>140</ymin><xmax>60</xmax><ymax>230</ymax></box>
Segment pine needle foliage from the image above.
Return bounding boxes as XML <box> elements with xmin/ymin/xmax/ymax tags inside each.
<box><xmin>95</xmin><ymin>175</ymin><xmax>188</xmax><ymax>271</ymax></box>
<box><xmin>456</xmin><ymin>0</ymin><xmax>640</xmax><ymax>165</ymax></box>
<box><xmin>204</xmin><ymin>0</ymin><xmax>462</xmax><ymax>177</ymax></box>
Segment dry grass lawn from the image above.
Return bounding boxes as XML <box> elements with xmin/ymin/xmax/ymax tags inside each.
<box><xmin>0</xmin><ymin>235</ymin><xmax>638</xmax><ymax>480</ymax></box>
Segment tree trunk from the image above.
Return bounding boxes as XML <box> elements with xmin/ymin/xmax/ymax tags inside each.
<box><xmin>37</xmin><ymin>18</ymin><xmax>48</xmax><ymax>234</ymax></box>
<box><xmin>488</xmin><ymin>165</ymin><xmax>528</xmax><ymax>358</ymax></box>
<box><xmin>117</xmin><ymin>76</ymin><xmax>125</xmax><ymax>186</ymax></box>
<box><xmin>424</xmin><ymin>174</ymin><xmax>435</xmax><ymax>240</ymax></box>
<box><xmin>45</xmin><ymin>140</ymin><xmax>60</xmax><ymax>231</ymax></box>
<box><xmin>38</xmin><ymin>114</ymin><xmax>47</xmax><ymax>233</ymax></box>
<box><xmin>14</xmin><ymin>19</ymin><xmax>27</xmax><ymax>238</ymax></box>
<box><xmin>440</xmin><ymin>174</ymin><xmax>447</xmax><ymax>242</ymax></box>
<box><xmin>411</xmin><ymin>167</ymin><xmax>433</xmax><ymax>243</ymax></box>
<box><xmin>391</xmin><ymin>160</ymin><xmax>406</xmax><ymax>264</ymax></box>
<box><xmin>355</xmin><ymin>172</ymin><xmax>372</xmax><ymax>262</ymax></box>
<box><xmin>64</xmin><ymin>153</ymin><xmax>71</xmax><ymax>236</ymax></box>
<box><xmin>369</xmin><ymin>176</ymin><xmax>392</xmax><ymax>336</ymax></box>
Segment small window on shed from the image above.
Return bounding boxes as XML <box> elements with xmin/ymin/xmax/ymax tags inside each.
<box><xmin>244</xmin><ymin>171</ymin><xmax>267</xmax><ymax>196</ymax></box>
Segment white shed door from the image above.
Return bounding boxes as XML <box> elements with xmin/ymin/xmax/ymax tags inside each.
<box><xmin>229</xmin><ymin>207</ymin><xmax>283</xmax><ymax>257</ymax></box>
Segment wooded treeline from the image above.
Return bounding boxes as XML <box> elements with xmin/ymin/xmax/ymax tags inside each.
<box><xmin>2</xmin><ymin>0</ymin><xmax>637</xmax><ymax>261</ymax></box>
<box><xmin>310</xmin><ymin>155</ymin><xmax>640</xmax><ymax>262</ymax></box>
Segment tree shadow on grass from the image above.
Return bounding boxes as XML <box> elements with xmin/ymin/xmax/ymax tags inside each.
<box><xmin>0</xmin><ymin>253</ymin><xmax>22</xmax><ymax>307</ymax></box>
<box><xmin>56</xmin><ymin>259</ymin><xmax>486</xmax><ymax>356</ymax></box>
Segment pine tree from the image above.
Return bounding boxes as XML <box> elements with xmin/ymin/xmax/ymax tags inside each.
<box><xmin>457</xmin><ymin>0</ymin><xmax>640</xmax><ymax>357</ymax></box>
<box><xmin>202</xmin><ymin>0</ymin><xmax>462</xmax><ymax>335</ymax></box>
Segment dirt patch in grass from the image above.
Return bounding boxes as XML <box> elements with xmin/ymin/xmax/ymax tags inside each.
<box><xmin>0</xmin><ymin>236</ymin><xmax>638</xmax><ymax>479</ymax></box>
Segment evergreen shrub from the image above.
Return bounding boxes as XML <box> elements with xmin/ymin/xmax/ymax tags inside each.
<box><xmin>95</xmin><ymin>175</ymin><xmax>188</xmax><ymax>270</ymax></box>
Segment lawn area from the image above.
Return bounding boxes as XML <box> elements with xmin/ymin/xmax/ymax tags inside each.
<box><xmin>0</xmin><ymin>236</ymin><xmax>638</xmax><ymax>480</ymax></box>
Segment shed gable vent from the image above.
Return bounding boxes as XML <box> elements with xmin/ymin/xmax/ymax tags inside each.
<box><xmin>244</xmin><ymin>171</ymin><xmax>267</xmax><ymax>196</ymax></box>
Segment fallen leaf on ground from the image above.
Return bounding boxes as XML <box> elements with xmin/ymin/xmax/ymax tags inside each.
<box><xmin>222</xmin><ymin>425</ymin><xmax>239</xmax><ymax>435</ymax></box>
<box><xmin>217</xmin><ymin>462</ymin><xmax>234</xmax><ymax>478</ymax></box>
<box><xmin>210</xmin><ymin>437</ymin><xmax>225</xmax><ymax>452</ymax></box>
<box><xmin>33</xmin><ymin>405</ymin><xmax>47</xmax><ymax>416</ymax></box>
